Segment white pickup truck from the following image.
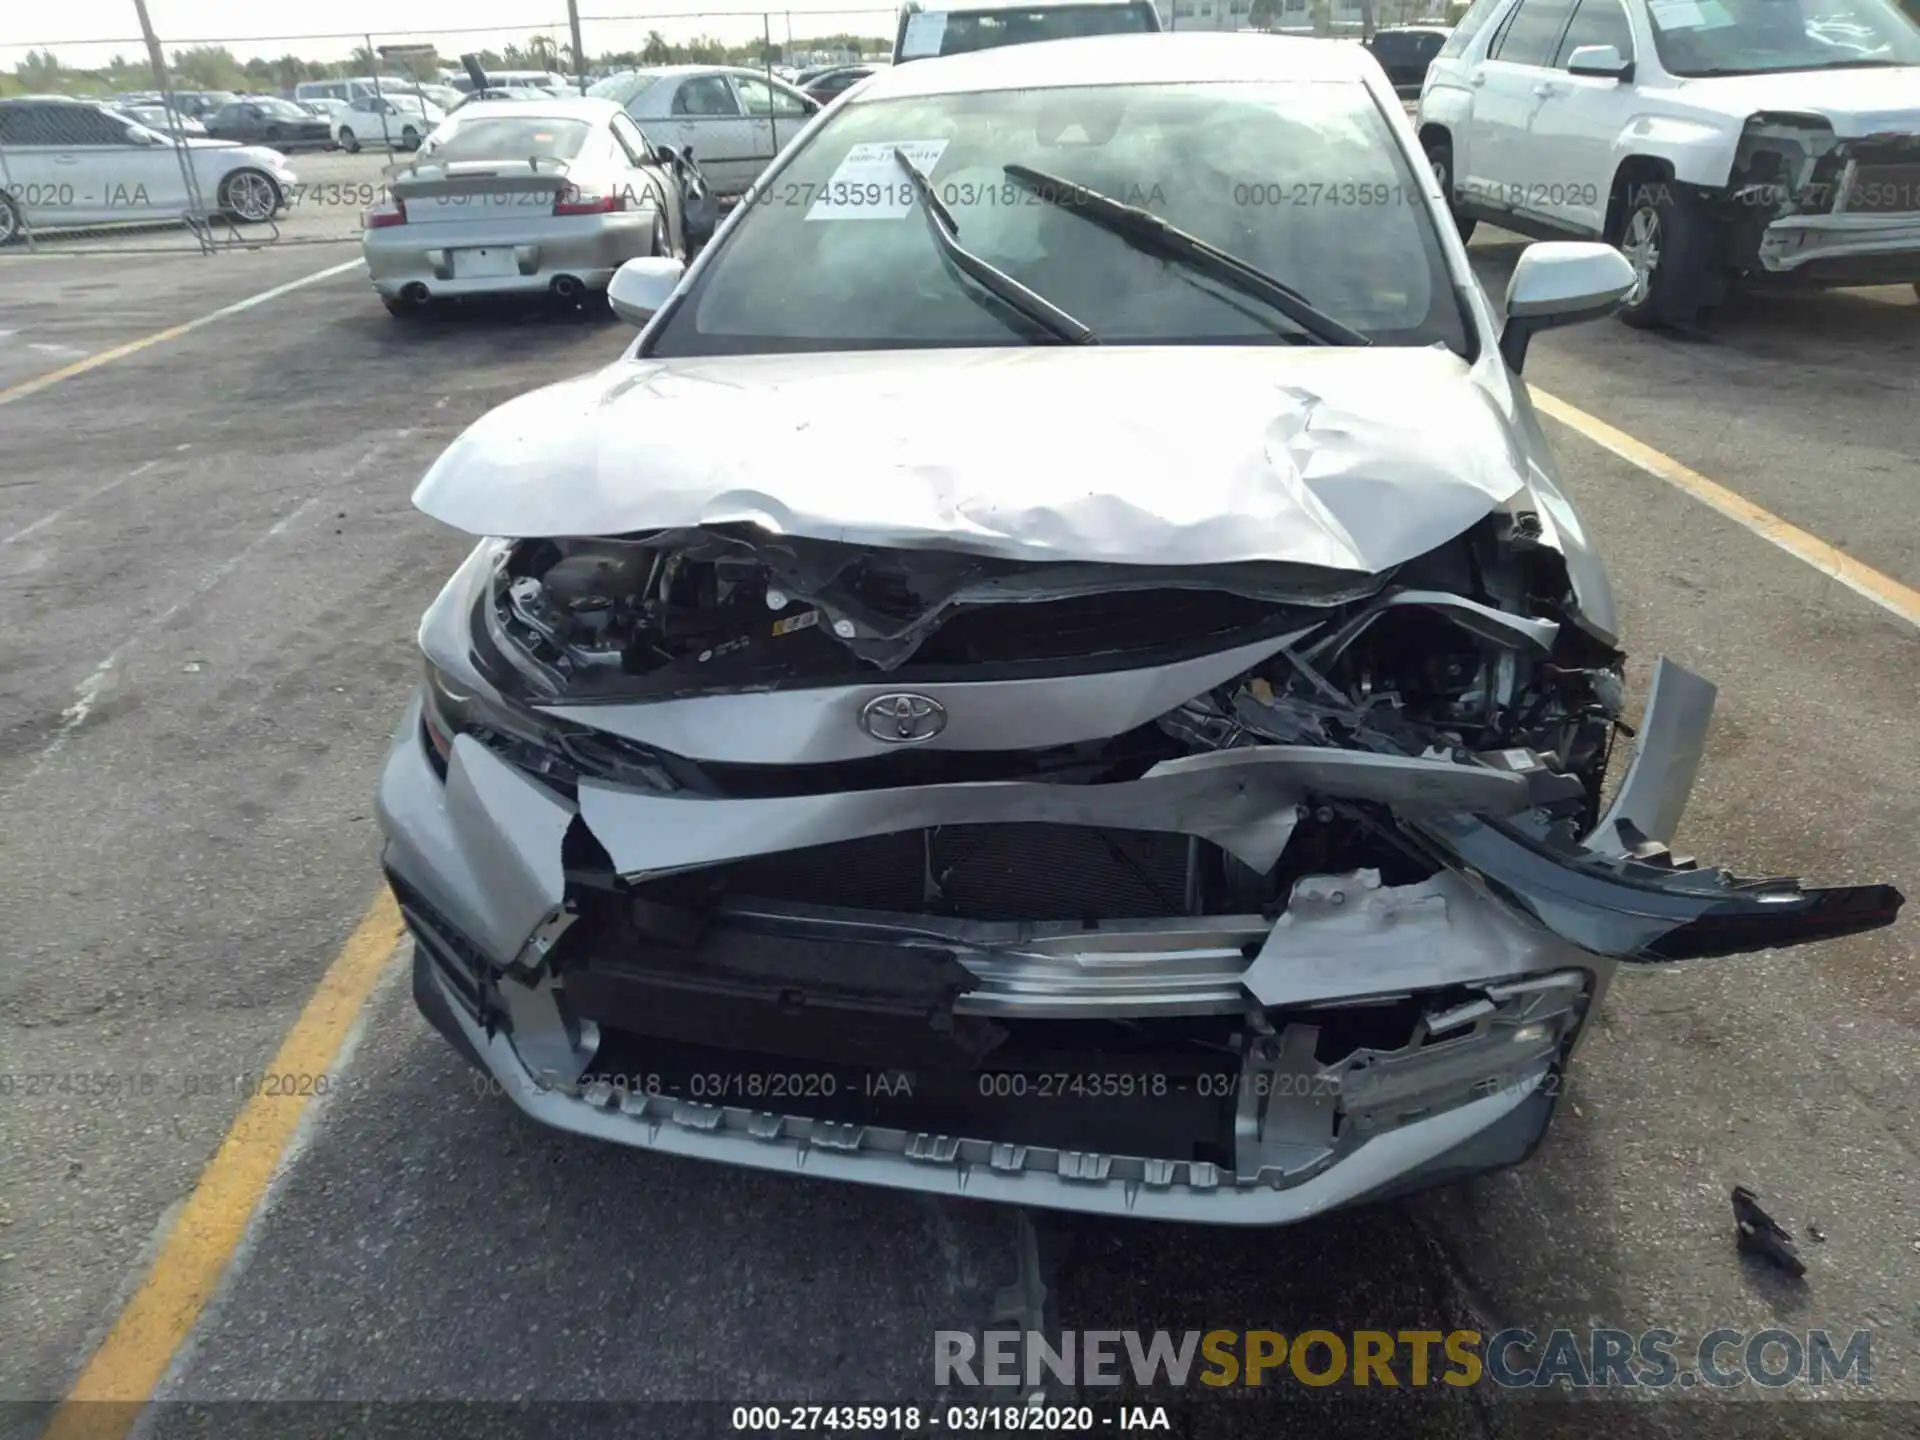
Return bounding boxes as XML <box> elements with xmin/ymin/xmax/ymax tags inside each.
<box><xmin>1416</xmin><ymin>0</ymin><xmax>1920</xmax><ymax>326</ymax></box>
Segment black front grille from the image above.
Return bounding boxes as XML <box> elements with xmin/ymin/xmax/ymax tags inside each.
<box><xmin>1845</xmin><ymin>161</ymin><xmax>1920</xmax><ymax>215</ymax></box>
<box><xmin>714</xmin><ymin>824</ymin><xmax>1193</xmax><ymax>921</ymax></box>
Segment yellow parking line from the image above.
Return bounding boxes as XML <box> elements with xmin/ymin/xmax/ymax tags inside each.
<box><xmin>40</xmin><ymin>889</ymin><xmax>404</xmax><ymax>1440</ymax></box>
<box><xmin>0</xmin><ymin>258</ymin><xmax>363</xmax><ymax>409</ymax></box>
<box><xmin>1531</xmin><ymin>387</ymin><xmax>1920</xmax><ymax>630</ymax></box>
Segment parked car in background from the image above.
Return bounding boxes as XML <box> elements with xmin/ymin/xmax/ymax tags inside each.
<box><xmin>588</xmin><ymin>65</ymin><xmax>821</xmax><ymax>197</ymax></box>
<box><xmin>449</xmin><ymin>86</ymin><xmax>557</xmax><ymax>112</ymax></box>
<box><xmin>0</xmin><ymin>97</ymin><xmax>296</xmax><ymax>242</ymax></box>
<box><xmin>893</xmin><ymin>0</ymin><xmax>1161</xmax><ymax>63</ymax></box>
<box><xmin>449</xmin><ymin>70</ymin><xmax>575</xmax><ymax>96</ymax></box>
<box><xmin>363</xmin><ymin>97</ymin><xmax>692</xmax><ymax>316</ymax></box>
<box><xmin>802</xmin><ymin>64</ymin><xmax>885</xmax><ymax>103</ymax></box>
<box><xmin>204</xmin><ymin>96</ymin><xmax>334</xmax><ymax>150</ymax></box>
<box><xmin>1363</xmin><ymin>24</ymin><xmax>1452</xmax><ymax>93</ymax></box>
<box><xmin>116</xmin><ymin>103</ymin><xmax>210</xmax><ymax>138</ymax></box>
<box><xmin>1416</xmin><ymin>0</ymin><xmax>1920</xmax><ymax>326</ymax></box>
<box><xmin>167</xmin><ymin>90</ymin><xmax>239</xmax><ymax>122</ymax></box>
<box><xmin>383</xmin><ymin>31</ymin><xmax>1902</xmax><ymax>1225</ymax></box>
<box><xmin>333</xmin><ymin>93</ymin><xmax>447</xmax><ymax>153</ymax></box>
<box><xmin>297</xmin><ymin>96</ymin><xmax>352</xmax><ymax>125</ymax></box>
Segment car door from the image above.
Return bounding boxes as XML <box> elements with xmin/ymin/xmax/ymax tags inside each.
<box><xmin>1526</xmin><ymin>0</ymin><xmax>1639</xmax><ymax>234</ymax></box>
<box><xmin>38</xmin><ymin>105</ymin><xmax>181</xmax><ymax>226</ymax></box>
<box><xmin>608</xmin><ymin>112</ymin><xmax>679</xmax><ymax>256</ymax></box>
<box><xmin>730</xmin><ymin>73</ymin><xmax>816</xmax><ymax>174</ymax></box>
<box><xmin>1468</xmin><ymin>0</ymin><xmax>1580</xmax><ymax>225</ymax></box>
<box><xmin>662</xmin><ymin>74</ymin><xmax>755</xmax><ymax>195</ymax></box>
<box><xmin>0</xmin><ymin>103</ymin><xmax>72</xmax><ymax>230</ymax></box>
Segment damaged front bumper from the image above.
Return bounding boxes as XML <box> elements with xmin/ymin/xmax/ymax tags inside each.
<box><xmin>375</xmin><ymin>655</ymin><xmax>1900</xmax><ymax>1223</ymax></box>
<box><xmin>1755</xmin><ymin>211</ymin><xmax>1920</xmax><ymax>281</ymax></box>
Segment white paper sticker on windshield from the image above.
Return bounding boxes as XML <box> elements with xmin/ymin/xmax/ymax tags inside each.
<box><xmin>900</xmin><ymin>13</ymin><xmax>949</xmax><ymax>58</ymax></box>
<box><xmin>805</xmin><ymin>139</ymin><xmax>950</xmax><ymax>220</ymax></box>
<box><xmin>1647</xmin><ymin>0</ymin><xmax>1706</xmax><ymax>27</ymax></box>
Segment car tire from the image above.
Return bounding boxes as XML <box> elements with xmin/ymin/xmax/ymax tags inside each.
<box><xmin>0</xmin><ymin>192</ymin><xmax>22</xmax><ymax>247</ymax></box>
<box><xmin>1424</xmin><ymin>138</ymin><xmax>1475</xmax><ymax>243</ymax></box>
<box><xmin>382</xmin><ymin>295</ymin><xmax>421</xmax><ymax>319</ymax></box>
<box><xmin>401</xmin><ymin>127</ymin><xmax>420</xmax><ymax>150</ymax></box>
<box><xmin>1615</xmin><ymin>182</ymin><xmax>1714</xmax><ymax>330</ymax></box>
<box><xmin>339</xmin><ymin>127</ymin><xmax>359</xmax><ymax>153</ymax></box>
<box><xmin>218</xmin><ymin>167</ymin><xmax>283</xmax><ymax>224</ymax></box>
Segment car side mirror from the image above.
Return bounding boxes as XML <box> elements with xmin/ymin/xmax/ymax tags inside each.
<box><xmin>1566</xmin><ymin>44</ymin><xmax>1633</xmax><ymax>81</ymax></box>
<box><xmin>608</xmin><ymin>255</ymin><xmax>686</xmax><ymax>327</ymax></box>
<box><xmin>1500</xmin><ymin>241</ymin><xmax>1636</xmax><ymax>372</ymax></box>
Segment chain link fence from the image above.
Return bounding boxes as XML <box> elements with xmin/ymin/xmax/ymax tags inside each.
<box><xmin>0</xmin><ymin>3</ymin><xmax>1451</xmax><ymax>256</ymax></box>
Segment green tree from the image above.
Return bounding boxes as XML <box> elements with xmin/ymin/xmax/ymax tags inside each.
<box><xmin>16</xmin><ymin>48</ymin><xmax>65</xmax><ymax>91</ymax></box>
<box><xmin>641</xmin><ymin>30</ymin><xmax>673</xmax><ymax>63</ymax></box>
<box><xmin>169</xmin><ymin>45</ymin><xmax>244</xmax><ymax>89</ymax></box>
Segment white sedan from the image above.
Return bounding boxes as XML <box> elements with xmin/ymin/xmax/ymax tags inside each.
<box><xmin>586</xmin><ymin>65</ymin><xmax>821</xmax><ymax>196</ymax></box>
<box><xmin>331</xmin><ymin>94</ymin><xmax>447</xmax><ymax>153</ymax></box>
<box><xmin>0</xmin><ymin>96</ymin><xmax>296</xmax><ymax>241</ymax></box>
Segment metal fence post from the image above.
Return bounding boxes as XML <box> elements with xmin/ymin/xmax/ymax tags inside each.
<box><xmin>568</xmin><ymin>0</ymin><xmax>589</xmax><ymax>93</ymax></box>
<box><xmin>133</xmin><ymin>0</ymin><xmax>216</xmax><ymax>254</ymax></box>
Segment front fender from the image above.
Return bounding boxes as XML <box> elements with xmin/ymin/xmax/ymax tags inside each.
<box><xmin>1611</xmin><ymin>115</ymin><xmax>1738</xmax><ymax>190</ymax></box>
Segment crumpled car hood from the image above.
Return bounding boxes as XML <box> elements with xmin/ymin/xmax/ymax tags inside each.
<box><xmin>413</xmin><ymin>345</ymin><xmax>1538</xmax><ymax>573</ymax></box>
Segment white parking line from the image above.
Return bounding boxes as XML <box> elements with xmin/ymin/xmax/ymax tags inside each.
<box><xmin>0</xmin><ymin>257</ymin><xmax>365</xmax><ymax>409</ymax></box>
<box><xmin>1</xmin><ymin>459</ymin><xmax>157</xmax><ymax>549</ymax></box>
<box><xmin>20</xmin><ymin>430</ymin><xmax>410</xmax><ymax>780</ymax></box>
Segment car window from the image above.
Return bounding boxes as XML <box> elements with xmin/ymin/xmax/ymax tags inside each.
<box><xmin>673</xmin><ymin>76</ymin><xmax>742</xmax><ymax>116</ymax></box>
<box><xmin>1488</xmin><ymin>0</ymin><xmax>1579</xmax><ymax>63</ymax></box>
<box><xmin>610</xmin><ymin>112</ymin><xmax>656</xmax><ymax>163</ymax></box>
<box><xmin>1439</xmin><ymin>0</ymin><xmax>1510</xmax><ymax>56</ymax></box>
<box><xmin>1646</xmin><ymin>0</ymin><xmax>1920</xmax><ymax>76</ymax></box>
<box><xmin>648</xmin><ymin>80</ymin><xmax>1470</xmax><ymax>357</ymax></box>
<box><xmin>1</xmin><ymin>104</ymin><xmax>69</xmax><ymax>145</ymax></box>
<box><xmin>588</xmin><ymin>72</ymin><xmax>655</xmax><ymax>107</ymax></box>
<box><xmin>429</xmin><ymin>117</ymin><xmax>594</xmax><ymax>162</ymax></box>
<box><xmin>735</xmin><ymin>76</ymin><xmax>811</xmax><ymax>118</ymax></box>
<box><xmin>1555</xmin><ymin>0</ymin><xmax>1636</xmax><ymax>62</ymax></box>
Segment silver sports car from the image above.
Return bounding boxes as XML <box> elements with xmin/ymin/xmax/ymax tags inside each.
<box><xmin>377</xmin><ymin>35</ymin><xmax>1902</xmax><ymax>1222</ymax></box>
<box><xmin>362</xmin><ymin>96</ymin><xmax>691</xmax><ymax>315</ymax></box>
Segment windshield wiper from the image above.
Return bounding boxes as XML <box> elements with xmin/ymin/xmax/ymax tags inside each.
<box><xmin>891</xmin><ymin>147</ymin><xmax>1095</xmax><ymax>345</ymax></box>
<box><xmin>1001</xmin><ymin>163</ymin><xmax>1371</xmax><ymax>347</ymax></box>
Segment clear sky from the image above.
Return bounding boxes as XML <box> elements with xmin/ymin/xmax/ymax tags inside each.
<box><xmin>2</xmin><ymin>0</ymin><xmax>899</xmax><ymax>67</ymax></box>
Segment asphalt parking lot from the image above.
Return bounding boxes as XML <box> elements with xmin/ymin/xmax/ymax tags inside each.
<box><xmin>0</xmin><ymin>215</ymin><xmax>1915</xmax><ymax>1440</ymax></box>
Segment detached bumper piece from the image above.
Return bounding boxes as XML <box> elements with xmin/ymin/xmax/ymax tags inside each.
<box><xmin>1410</xmin><ymin>656</ymin><xmax>1902</xmax><ymax>962</ymax></box>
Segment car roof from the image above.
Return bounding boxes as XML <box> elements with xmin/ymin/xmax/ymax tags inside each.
<box><xmin>857</xmin><ymin>32</ymin><xmax>1373</xmax><ymax>100</ymax></box>
<box><xmin>444</xmin><ymin>95</ymin><xmax>623</xmax><ymax>123</ymax></box>
<box><xmin>1371</xmin><ymin>24</ymin><xmax>1452</xmax><ymax>34</ymax></box>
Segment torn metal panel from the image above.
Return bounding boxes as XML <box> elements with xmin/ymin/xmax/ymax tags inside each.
<box><xmin>1585</xmin><ymin>656</ymin><xmax>1715</xmax><ymax>858</ymax></box>
<box><xmin>538</xmin><ymin>627</ymin><xmax>1321</xmax><ymax>765</ymax></box>
<box><xmin>576</xmin><ymin>744</ymin><xmax>1532</xmax><ymax>877</ymax></box>
<box><xmin>376</xmin><ymin>697</ymin><xmax>577</xmax><ymax>967</ymax></box>
<box><xmin>412</xmin><ymin>345</ymin><xmax>1537</xmax><ymax>573</ymax></box>
<box><xmin>444</xmin><ymin>732</ymin><xmax>574</xmax><ymax>943</ymax></box>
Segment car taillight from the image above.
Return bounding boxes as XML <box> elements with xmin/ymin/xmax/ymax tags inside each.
<box><xmin>553</xmin><ymin>185</ymin><xmax>623</xmax><ymax>216</ymax></box>
<box><xmin>363</xmin><ymin>196</ymin><xmax>407</xmax><ymax>228</ymax></box>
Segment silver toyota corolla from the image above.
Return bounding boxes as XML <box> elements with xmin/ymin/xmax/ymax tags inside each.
<box><xmin>361</xmin><ymin>96</ymin><xmax>688</xmax><ymax>316</ymax></box>
<box><xmin>377</xmin><ymin>35</ymin><xmax>1903</xmax><ymax>1223</ymax></box>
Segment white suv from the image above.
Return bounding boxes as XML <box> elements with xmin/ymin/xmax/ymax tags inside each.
<box><xmin>1416</xmin><ymin>0</ymin><xmax>1920</xmax><ymax>327</ymax></box>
